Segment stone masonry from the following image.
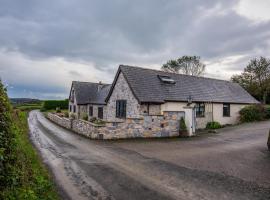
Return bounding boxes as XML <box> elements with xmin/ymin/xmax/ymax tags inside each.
<box><xmin>48</xmin><ymin>111</ymin><xmax>185</xmax><ymax>140</ymax></box>
<box><xmin>47</xmin><ymin>113</ymin><xmax>72</xmax><ymax>129</ymax></box>
<box><xmin>106</xmin><ymin>72</ymin><xmax>141</xmax><ymax>122</ymax></box>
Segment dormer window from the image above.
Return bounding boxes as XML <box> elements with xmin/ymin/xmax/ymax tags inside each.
<box><xmin>158</xmin><ymin>75</ymin><xmax>175</xmax><ymax>84</ymax></box>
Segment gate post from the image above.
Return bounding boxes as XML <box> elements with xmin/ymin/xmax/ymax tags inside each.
<box><xmin>183</xmin><ymin>105</ymin><xmax>196</xmax><ymax>136</ymax></box>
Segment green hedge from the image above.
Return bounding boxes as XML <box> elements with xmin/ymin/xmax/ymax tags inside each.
<box><xmin>239</xmin><ymin>104</ymin><xmax>269</xmax><ymax>123</ymax></box>
<box><xmin>41</xmin><ymin>99</ymin><xmax>68</xmax><ymax>111</ymax></box>
<box><xmin>0</xmin><ymin>80</ymin><xmax>16</xmax><ymax>190</ymax></box>
<box><xmin>0</xmin><ymin>80</ymin><xmax>59</xmax><ymax>199</ymax></box>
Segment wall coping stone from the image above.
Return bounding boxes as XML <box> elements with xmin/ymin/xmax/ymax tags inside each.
<box><xmin>77</xmin><ymin>119</ymin><xmax>106</xmax><ymax>127</ymax></box>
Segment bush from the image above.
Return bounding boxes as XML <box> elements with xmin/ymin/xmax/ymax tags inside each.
<box><xmin>70</xmin><ymin>113</ymin><xmax>76</xmax><ymax>119</ymax></box>
<box><xmin>206</xmin><ymin>121</ymin><xmax>222</xmax><ymax>129</ymax></box>
<box><xmin>89</xmin><ymin>117</ymin><xmax>105</xmax><ymax>125</ymax></box>
<box><xmin>89</xmin><ymin>117</ymin><xmax>97</xmax><ymax>123</ymax></box>
<box><xmin>239</xmin><ymin>105</ymin><xmax>266</xmax><ymax>122</ymax></box>
<box><xmin>266</xmin><ymin>106</ymin><xmax>270</xmax><ymax>119</ymax></box>
<box><xmin>179</xmin><ymin>117</ymin><xmax>187</xmax><ymax>131</ymax></box>
<box><xmin>63</xmin><ymin>111</ymin><xmax>69</xmax><ymax>118</ymax></box>
<box><xmin>267</xmin><ymin>130</ymin><xmax>270</xmax><ymax>151</ymax></box>
<box><xmin>42</xmin><ymin>99</ymin><xmax>68</xmax><ymax>111</ymax></box>
<box><xmin>82</xmin><ymin>113</ymin><xmax>88</xmax><ymax>121</ymax></box>
<box><xmin>55</xmin><ymin>107</ymin><xmax>61</xmax><ymax>113</ymax></box>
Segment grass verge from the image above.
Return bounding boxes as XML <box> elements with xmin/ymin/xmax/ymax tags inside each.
<box><xmin>0</xmin><ymin>110</ymin><xmax>59</xmax><ymax>200</ymax></box>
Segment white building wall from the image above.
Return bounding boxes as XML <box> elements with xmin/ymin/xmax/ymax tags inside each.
<box><xmin>161</xmin><ymin>102</ymin><xmax>187</xmax><ymax>113</ymax></box>
<box><xmin>69</xmin><ymin>88</ymin><xmax>79</xmax><ymax>118</ymax></box>
<box><xmin>161</xmin><ymin>102</ymin><xmax>248</xmax><ymax>129</ymax></box>
<box><xmin>213</xmin><ymin>103</ymin><xmax>246</xmax><ymax>125</ymax></box>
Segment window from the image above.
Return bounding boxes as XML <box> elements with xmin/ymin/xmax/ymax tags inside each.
<box><xmin>195</xmin><ymin>103</ymin><xmax>205</xmax><ymax>117</ymax></box>
<box><xmin>89</xmin><ymin>106</ymin><xmax>93</xmax><ymax>116</ymax></box>
<box><xmin>71</xmin><ymin>90</ymin><xmax>75</xmax><ymax>102</ymax></box>
<box><xmin>157</xmin><ymin>75</ymin><xmax>175</xmax><ymax>84</ymax></box>
<box><xmin>223</xmin><ymin>103</ymin><xmax>230</xmax><ymax>117</ymax></box>
<box><xmin>69</xmin><ymin>105</ymin><xmax>72</xmax><ymax>112</ymax></box>
<box><xmin>116</xmin><ymin>100</ymin><xmax>127</xmax><ymax>118</ymax></box>
<box><xmin>73</xmin><ymin>105</ymin><xmax>76</xmax><ymax>113</ymax></box>
<box><xmin>98</xmin><ymin>107</ymin><xmax>103</xmax><ymax>119</ymax></box>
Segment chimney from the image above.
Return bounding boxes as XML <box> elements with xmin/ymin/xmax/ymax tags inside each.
<box><xmin>98</xmin><ymin>81</ymin><xmax>102</xmax><ymax>91</ymax></box>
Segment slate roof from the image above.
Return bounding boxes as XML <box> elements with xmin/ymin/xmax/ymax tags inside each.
<box><xmin>106</xmin><ymin>65</ymin><xmax>259</xmax><ymax>104</ymax></box>
<box><xmin>70</xmin><ymin>81</ymin><xmax>111</xmax><ymax>105</ymax></box>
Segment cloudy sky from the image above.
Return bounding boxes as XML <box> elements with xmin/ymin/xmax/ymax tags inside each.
<box><xmin>0</xmin><ymin>0</ymin><xmax>270</xmax><ymax>99</ymax></box>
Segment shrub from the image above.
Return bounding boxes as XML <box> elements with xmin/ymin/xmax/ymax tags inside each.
<box><xmin>41</xmin><ymin>99</ymin><xmax>68</xmax><ymax>111</ymax></box>
<box><xmin>82</xmin><ymin>113</ymin><xmax>88</xmax><ymax>121</ymax></box>
<box><xmin>266</xmin><ymin>106</ymin><xmax>270</xmax><ymax>119</ymax></box>
<box><xmin>70</xmin><ymin>113</ymin><xmax>76</xmax><ymax>119</ymax></box>
<box><xmin>179</xmin><ymin>117</ymin><xmax>187</xmax><ymax>131</ymax></box>
<box><xmin>63</xmin><ymin>111</ymin><xmax>69</xmax><ymax>118</ymax></box>
<box><xmin>268</xmin><ymin>130</ymin><xmax>270</xmax><ymax>151</ymax></box>
<box><xmin>89</xmin><ymin>117</ymin><xmax>97</xmax><ymax>123</ymax></box>
<box><xmin>206</xmin><ymin>121</ymin><xmax>222</xmax><ymax>129</ymax></box>
<box><xmin>239</xmin><ymin>105</ymin><xmax>266</xmax><ymax>122</ymax></box>
<box><xmin>89</xmin><ymin>117</ymin><xmax>105</xmax><ymax>125</ymax></box>
<box><xmin>55</xmin><ymin>107</ymin><xmax>61</xmax><ymax>113</ymax></box>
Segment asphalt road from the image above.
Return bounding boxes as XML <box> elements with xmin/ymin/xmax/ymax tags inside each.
<box><xmin>28</xmin><ymin>110</ymin><xmax>270</xmax><ymax>200</ymax></box>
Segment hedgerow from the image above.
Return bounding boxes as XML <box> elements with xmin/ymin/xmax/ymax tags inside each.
<box><xmin>0</xmin><ymin>80</ymin><xmax>59</xmax><ymax>199</ymax></box>
<box><xmin>41</xmin><ymin>99</ymin><xmax>68</xmax><ymax>111</ymax></box>
<box><xmin>0</xmin><ymin>80</ymin><xmax>17</xmax><ymax>190</ymax></box>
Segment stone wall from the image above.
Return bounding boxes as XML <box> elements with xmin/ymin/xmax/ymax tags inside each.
<box><xmin>47</xmin><ymin>113</ymin><xmax>72</xmax><ymax>129</ymax></box>
<box><xmin>48</xmin><ymin>111</ymin><xmax>185</xmax><ymax>140</ymax></box>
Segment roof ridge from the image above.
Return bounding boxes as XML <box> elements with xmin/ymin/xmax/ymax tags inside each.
<box><xmin>119</xmin><ymin>64</ymin><xmax>232</xmax><ymax>83</ymax></box>
<box><xmin>72</xmin><ymin>80</ymin><xmax>110</xmax><ymax>85</ymax></box>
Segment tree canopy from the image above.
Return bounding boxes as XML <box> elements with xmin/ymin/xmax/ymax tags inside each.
<box><xmin>162</xmin><ymin>56</ymin><xmax>206</xmax><ymax>76</ymax></box>
<box><xmin>231</xmin><ymin>57</ymin><xmax>270</xmax><ymax>104</ymax></box>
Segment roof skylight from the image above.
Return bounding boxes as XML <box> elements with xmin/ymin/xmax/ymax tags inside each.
<box><xmin>158</xmin><ymin>75</ymin><xmax>176</xmax><ymax>84</ymax></box>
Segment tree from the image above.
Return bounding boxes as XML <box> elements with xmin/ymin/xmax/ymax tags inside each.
<box><xmin>231</xmin><ymin>57</ymin><xmax>270</xmax><ymax>104</ymax></box>
<box><xmin>162</xmin><ymin>56</ymin><xmax>206</xmax><ymax>76</ymax></box>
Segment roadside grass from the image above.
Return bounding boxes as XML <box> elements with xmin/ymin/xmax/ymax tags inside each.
<box><xmin>0</xmin><ymin>111</ymin><xmax>60</xmax><ymax>200</ymax></box>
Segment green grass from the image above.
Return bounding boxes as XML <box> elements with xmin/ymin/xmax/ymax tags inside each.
<box><xmin>14</xmin><ymin>103</ymin><xmax>43</xmax><ymax>111</ymax></box>
<box><xmin>1</xmin><ymin>111</ymin><xmax>59</xmax><ymax>200</ymax></box>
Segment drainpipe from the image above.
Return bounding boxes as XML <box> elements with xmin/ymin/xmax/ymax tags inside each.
<box><xmin>211</xmin><ymin>102</ymin><xmax>214</xmax><ymax>122</ymax></box>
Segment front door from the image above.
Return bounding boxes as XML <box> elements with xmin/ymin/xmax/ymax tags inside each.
<box><xmin>98</xmin><ymin>107</ymin><xmax>103</xmax><ymax>119</ymax></box>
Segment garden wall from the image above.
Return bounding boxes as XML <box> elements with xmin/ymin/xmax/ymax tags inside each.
<box><xmin>47</xmin><ymin>113</ymin><xmax>72</xmax><ymax>129</ymax></box>
<box><xmin>47</xmin><ymin>111</ymin><xmax>185</xmax><ymax>139</ymax></box>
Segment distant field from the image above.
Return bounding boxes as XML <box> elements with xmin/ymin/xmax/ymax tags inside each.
<box><xmin>13</xmin><ymin>102</ymin><xmax>43</xmax><ymax>111</ymax></box>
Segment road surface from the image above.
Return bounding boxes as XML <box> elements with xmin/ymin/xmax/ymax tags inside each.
<box><xmin>28</xmin><ymin>110</ymin><xmax>270</xmax><ymax>200</ymax></box>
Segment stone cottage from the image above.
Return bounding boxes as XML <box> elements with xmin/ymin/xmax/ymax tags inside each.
<box><xmin>69</xmin><ymin>81</ymin><xmax>111</xmax><ymax>119</ymax></box>
<box><xmin>67</xmin><ymin>65</ymin><xmax>258</xmax><ymax>137</ymax></box>
<box><xmin>105</xmin><ymin>65</ymin><xmax>259</xmax><ymax>135</ymax></box>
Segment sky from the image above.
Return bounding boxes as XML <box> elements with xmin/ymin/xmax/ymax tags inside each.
<box><xmin>0</xmin><ymin>0</ymin><xmax>270</xmax><ymax>99</ymax></box>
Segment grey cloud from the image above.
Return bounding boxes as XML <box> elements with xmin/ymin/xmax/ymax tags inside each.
<box><xmin>0</xmin><ymin>0</ymin><xmax>270</xmax><ymax>98</ymax></box>
<box><xmin>69</xmin><ymin>70</ymin><xmax>81</xmax><ymax>77</ymax></box>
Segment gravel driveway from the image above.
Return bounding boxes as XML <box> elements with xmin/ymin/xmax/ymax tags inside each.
<box><xmin>28</xmin><ymin>110</ymin><xmax>270</xmax><ymax>200</ymax></box>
